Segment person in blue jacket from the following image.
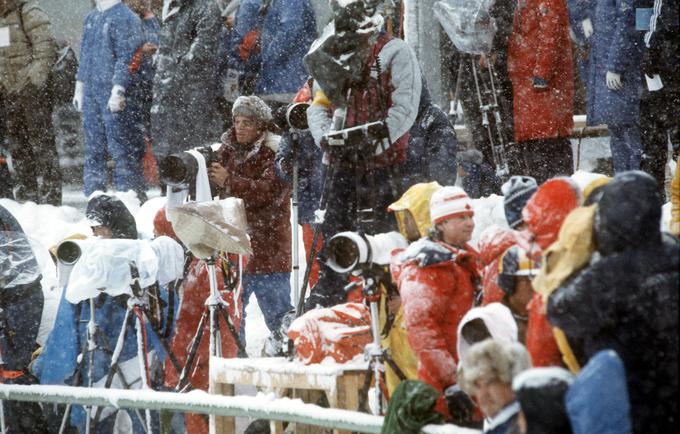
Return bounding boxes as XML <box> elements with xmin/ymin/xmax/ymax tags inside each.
<box><xmin>72</xmin><ymin>0</ymin><xmax>146</xmax><ymax>200</ymax></box>
<box><xmin>257</xmin><ymin>0</ymin><xmax>317</xmax><ymax>103</ymax></box>
<box><xmin>126</xmin><ymin>0</ymin><xmax>160</xmax><ymax>141</ymax></box>
<box><xmin>566</xmin><ymin>350</ymin><xmax>633</xmax><ymax>434</ymax></box>
<box><xmin>585</xmin><ymin>0</ymin><xmax>645</xmax><ymax>173</ymax></box>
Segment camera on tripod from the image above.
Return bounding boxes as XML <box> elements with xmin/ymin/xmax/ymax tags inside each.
<box><xmin>325</xmin><ymin>231</ymin><xmax>407</xmax><ymax>274</ymax></box>
<box><xmin>159</xmin><ymin>145</ymin><xmax>220</xmax><ymax>187</ymax></box>
<box><xmin>55</xmin><ymin>238</ymin><xmax>184</xmax><ymax>303</ymax></box>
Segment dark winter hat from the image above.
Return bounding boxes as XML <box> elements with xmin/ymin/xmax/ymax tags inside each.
<box><xmin>502</xmin><ymin>176</ymin><xmax>538</xmax><ymax>229</ymax></box>
<box><xmin>85</xmin><ymin>194</ymin><xmax>138</xmax><ymax>240</ymax></box>
<box><xmin>513</xmin><ymin>367</ymin><xmax>574</xmax><ymax>434</ymax></box>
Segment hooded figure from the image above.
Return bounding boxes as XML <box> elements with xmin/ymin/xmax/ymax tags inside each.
<box><xmin>566</xmin><ymin>350</ymin><xmax>633</xmax><ymax>434</ymax></box>
<box><xmin>85</xmin><ymin>194</ymin><xmax>138</xmax><ymax>240</ymax></box>
<box><xmin>518</xmin><ymin>178</ymin><xmax>580</xmax><ymax>368</ymax></box>
<box><xmin>548</xmin><ymin>171</ymin><xmax>679</xmax><ymax>433</ymax></box>
<box><xmin>456</xmin><ymin>303</ymin><xmax>519</xmax><ymax>368</ymax></box>
<box><xmin>512</xmin><ymin>367</ymin><xmax>574</xmax><ymax>434</ymax></box>
<box><xmin>0</xmin><ymin>204</ymin><xmax>47</xmax><ymax>433</ymax></box>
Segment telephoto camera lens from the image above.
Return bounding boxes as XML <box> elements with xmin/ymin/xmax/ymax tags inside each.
<box><xmin>56</xmin><ymin>240</ymin><xmax>82</xmax><ymax>265</ymax></box>
<box><xmin>159</xmin><ymin>146</ymin><xmax>215</xmax><ymax>187</ymax></box>
<box><xmin>286</xmin><ymin>102</ymin><xmax>310</xmax><ymax>130</ymax></box>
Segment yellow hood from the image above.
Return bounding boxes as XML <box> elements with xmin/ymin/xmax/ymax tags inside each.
<box><xmin>389</xmin><ymin>182</ymin><xmax>441</xmax><ymax>238</ymax></box>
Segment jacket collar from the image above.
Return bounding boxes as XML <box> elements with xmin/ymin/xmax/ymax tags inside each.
<box><xmin>96</xmin><ymin>0</ymin><xmax>120</xmax><ymax>12</ymax></box>
<box><xmin>483</xmin><ymin>401</ymin><xmax>520</xmax><ymax>432</ymax></box>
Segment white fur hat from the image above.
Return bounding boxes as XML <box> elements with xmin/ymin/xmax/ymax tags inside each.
<box><xmin>232</xmin><ymin>95</ymin><xmax>273</xmax><ymax>124</ymax></box>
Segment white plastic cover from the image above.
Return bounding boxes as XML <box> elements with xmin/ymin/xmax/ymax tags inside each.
<box><xmin>434</xmin><ymin>0</ymin><xmax>497</xmax><ymax>54</ymax></box>
<box><xmin>64</xmin><ymin>239</ymin><xmax>159</xmax><ymax>303</ymax></box>
<box><xmin>150</xmin><ymin>236</ymin><xmax>185</xmax><ymax>286</ymax></box>
<box><xmin>0</xmin><ymin>232</ymin><xmax>41</xmax><ymax>289</ymax></box>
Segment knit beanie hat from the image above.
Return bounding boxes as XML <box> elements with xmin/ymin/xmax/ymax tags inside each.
<box><xmin>502</xmin><ymin>176</ymin><xmax>538</xmax><ymax>229</ymax></box>
<box><xmin>232</xmin><ymin>95</ymin><xmax>273</xmax><ymax>125</ymax></box>
<box><xmin>429</xmin><ymin>186</ymin><xmax>474</xmax><ymax>225</ymax></box>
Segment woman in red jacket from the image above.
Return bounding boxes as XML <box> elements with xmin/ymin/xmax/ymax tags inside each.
<box><xmin>392</xmin><ymin>186</ymin><xmax>480</xmax><ymax>417</ymax></box>
<box><xmin>507</xmin><ymin>0</ymin><xmax>575</xmax><ymax>184</ymax></box>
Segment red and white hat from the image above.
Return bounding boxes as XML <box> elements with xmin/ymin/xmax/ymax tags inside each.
<box><xmin>429</xmin><ymin>186</ymin><xmax>474</xmax><ymax>224</ymax></box>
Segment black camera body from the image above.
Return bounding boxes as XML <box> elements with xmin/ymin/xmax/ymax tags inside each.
<box><xmin>159</xmin><ymin>146</ymin><xmax>217</xmax><ymax>187</ymax></box>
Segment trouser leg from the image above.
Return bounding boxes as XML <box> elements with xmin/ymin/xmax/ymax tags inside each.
<box><xmin>82</xmin><ymin>92</ymin><xmax>109</xmax><ymax>196</ymax></box>
<box><xmin>102</xmin><ymin>102</ymin><xmax>146</xmax><ymax>196</ymax></box>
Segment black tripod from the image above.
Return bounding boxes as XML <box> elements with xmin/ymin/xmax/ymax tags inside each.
<box><xmin>173</xmin><ymin>254</ymin><xmax>246</xmax><ymax>393</ymax></box>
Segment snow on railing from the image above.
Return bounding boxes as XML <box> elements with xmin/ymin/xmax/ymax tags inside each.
<box><xmin>0</xmin><ymin>384</ymin><xmax>480</xmax><ymax>434</ymax></box>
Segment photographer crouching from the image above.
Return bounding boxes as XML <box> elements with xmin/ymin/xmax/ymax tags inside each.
<box><xmin>207</xmin><ymin>95</ymin><xmax>293</xmax><ymax>350</ymax></box>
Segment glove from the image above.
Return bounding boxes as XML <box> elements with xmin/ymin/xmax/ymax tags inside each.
<box><xmin>107</xmin><ymin>85</ymin><xmax>126</xmax><ymax>112</ymax></box>
<box><xmin>532</xmin><ymin>76</ymin><xmax>548</xmax><ymax>90</ymax></box>
<box><xmin>581</xmin><ymin>18</ymin><xmax>593</xmax><ymax>39</ymax></box>
<box><xmin>444</xmin><ymin>384</ymin><xmax>476</xmax><ymax>426</ymax></box>
<box><xmin>72</xmin><ymin>81</ymin><xmax>84</xmax><ymax>112</ymax></box>
<box><xmin>606</xmin><ymin>71</ymin><xmax>623</xmax><ymax>91</ymax></box>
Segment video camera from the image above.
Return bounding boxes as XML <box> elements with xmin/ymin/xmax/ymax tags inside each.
<box><xmin>325</xmin><ymin>231</ymin><xmax>407</xmax><ymax>274</ymax></box>
<box><xmin>159</xmin><ymin>145</ymin><xmax>219</xmax><ymax>188</ymax></box>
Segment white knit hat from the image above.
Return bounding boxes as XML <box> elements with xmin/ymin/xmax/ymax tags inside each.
<box><xmin>429</xmin><ymin>186</ymin><xmax>474</xmax><ymax>224</ymax></box>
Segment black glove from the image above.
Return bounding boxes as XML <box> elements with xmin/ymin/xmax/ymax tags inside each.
<box><xmin>532</xmin><ymin>76</ymin><xmax>548</xmax><ymax>90</ymax></box>
<box><xmin>444</xmin><ymin>384</ymin><xmax>476</xmax><ymax>426</ymax></box>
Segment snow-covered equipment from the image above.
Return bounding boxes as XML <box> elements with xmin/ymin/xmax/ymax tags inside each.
<box><xmin>326</xmin><ymin>231</ymin><xmax>407</xmax><ymax>274</ymax></box>
<box><xmin>435</xmin><ymin>0</ymin><xmax>510</xmax><ymax>181</ymax></box>
<box><xmin>159</xmin><ymin>143</ymin><xmax>222</xmax><ymax>202</ymax></box>
<box><xmin>57</xmin><ymin>238</ymin><xmax>183</xmax><ymax>304</ymax></box>
<box><xmin>433</xmin><ymin>0</ymin><xmax>497</xmax><ymax>55</ymax></box>
<box><xmin>167</xmin><ymin>198</ymin><xmax>251</xmax><ymax>259</ymax></box>
<box><xmin>303</xmin><ymin>2</ymin><xmax>384</xmax><ymax>107</ymax></box>
<box><xmin>167</xmin><ymin>199</ymin><xmax>249</xmax><ymax>391</ymax></box>
<box><xmin>287</xmin><ymin>302</ymin><xmax>372</xmax><ymax>364</ymax></box>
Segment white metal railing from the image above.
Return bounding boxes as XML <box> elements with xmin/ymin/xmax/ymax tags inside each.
<box><xmin>0</xmin><ymin>384</ymin><xmax>480</xmax><ymax>434</ymax></box>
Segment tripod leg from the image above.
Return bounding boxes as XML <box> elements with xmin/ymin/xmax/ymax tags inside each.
<box><xmin>174</xmin><ymin>309</ymin><xmax>209</xmax><ymax>392</ymax></box>
<box><xmin>91</xmin><ymin>305</ymin><xmax>135</xmax><ymax>428</ymax></box>
<box><xmin>133</xmin><ymin>310</ymin><xmax>153</xmax><ymax>434</ymax></box>
<box><xmin>210</xmin><ymin>302</ymin><xmax>221</xmax><ymax>358</ymax></box>
<box><xmin>140</xmin><ymin>306</ymin><xmax>183</xmax><ymax>374</ymax></box>
<box><xmin>295</xmin><ymin>161</ymin><xmax>338</xmax><ymax>318</ymax></box>
<box><xmin>217</xmin><ymin>305</ymin><xmax>247</xmax><ymax>357</ymax></box>
<box><xmin>357</xmin><ymin>364</ymin><xmax>374</xmax><ymax>414</ymax></box>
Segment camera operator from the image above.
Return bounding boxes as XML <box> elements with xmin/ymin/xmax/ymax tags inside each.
<box><xmin>207</xmin><ymin>95</ymin><xmax>293</xmax><ymax>348</ymax></box>
<box><xmin>0</xmin><ymin>203</ymin><xmax>47</xmax><ymax>433</ymax></box>
<box><xmin>303</xmin><ymin>0</ymin><xmax>422</xmax><ymax>309</ymax></box>
<box><xmin>391</xmin><ymin>186</ymin><xmax>480</xmax><ymax>418</ymax></box>
<box><xmin>33</xmin><ymin>194</ymin><xmax>150</xmax><ymax>432</ymax></box>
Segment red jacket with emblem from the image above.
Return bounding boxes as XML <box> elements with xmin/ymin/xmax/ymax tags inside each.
<box><xmin>507</xmin><ymin>0</ymin><xmax>574</xmax><ymax>142</ymax></box>
<box><xmin>392</xmin><ymin>239</ymin><xmax>479</xmax><ymax>398</ymax></box>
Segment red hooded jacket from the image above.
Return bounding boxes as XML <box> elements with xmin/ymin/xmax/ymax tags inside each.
<box><xmin>392</xmin><ymin>239</ymin><xmax>480</xmax><ymax>414</ymax></box>
<box><xmin>519</xmin><ymin>178</ymin><xmax>579</xmax><ymax>367</ymax></box>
